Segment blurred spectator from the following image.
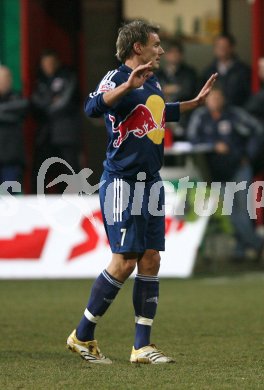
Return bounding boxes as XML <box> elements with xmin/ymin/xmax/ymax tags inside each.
<box><xmin>202</xmin><ymin>34</ymin><xmax>251</xmax><ymax>107</ymax></box>
<box><xmin>157</xmin><ymin>39</ymin><xmax>197</xmax><ymax>138</ymax></box>
<box><xmin>31</xmin><ymin>50</ymin><xmax>81</xmax><ymax>193</ymax></box>
<box><xmin>245</xmin><ymin>58</ymin><xmax>264</xmax><ymax>226</ymax></box>
<box><xmin>245</xmin><ymin>57</ymin><xmax>264</xmax><ymax>126</ymax></box>
<box><xmin>0</xmin><ymin>66</ymin><xmax>28</xmax><ymax>193</ymax></box>
<box><xmin>188</xmin><ymin>87</ymin><xmax>264</xmax><ymax>261</ymax></box>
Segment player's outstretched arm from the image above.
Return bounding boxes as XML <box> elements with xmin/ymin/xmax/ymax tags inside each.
<box><xmin>179</xmin><ymin>73</ymin><xmax>218</xmax><ymax>113</ymax></box>
<box><xmin>102</xmin><ymin>62</ymin><xmax>153</xmax><ymax>107</ymax></box>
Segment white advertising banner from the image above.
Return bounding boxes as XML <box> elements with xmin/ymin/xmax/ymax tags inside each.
<box><xmin>0</xmin><ymin>194</ymin><xmax>212</xmax><ymax>278</ymax></box>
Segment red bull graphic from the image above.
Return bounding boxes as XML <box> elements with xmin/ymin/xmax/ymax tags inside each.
<box><xmin>109</xmin><ymin>105</ymin><xmax>158</xmax><ymax>147</ymax></box>
<box><xmin>109</xmin><ymin>95</ymin><xmax>166</xmax><ymax>148</ymax></box>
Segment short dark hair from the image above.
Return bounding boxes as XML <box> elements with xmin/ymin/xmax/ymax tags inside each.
<box><xmin>40</xmin><ymin>49</ymin><xmax>59</xmax><ymax>60</ymax></box>
<box><xmin>215</xmin><ymin>33</ymin><xmax>236</xmax><ymax>46</ymax></box>
<box><xmin>165</xmin><ymin>38</ymin><xmax>184</xmax><ymax>53</ymax></box>
<box><xmin>116</xmin><ymin>20</ymin><xmax>160</xmax><ymax>63</ymax></box>
<box><xmin>210</xmin><ymin>83</ymin><xmax>226</xmax><ymax>96</ymax></box>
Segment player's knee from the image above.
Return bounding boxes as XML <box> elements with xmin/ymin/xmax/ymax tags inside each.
<box><xmin>138</xmin><ymin>250</ymin><xmax>161</xmax><ymax>275</ymax></box>
<box><xmin>108</xmin><ymin>253</ymin><xmax>138</xmax><ymax>281</ymax></box>
<box><xmin>121</xmin><ymin>259</ymin><xmax>137</xmax><ymax>277</ymax></box>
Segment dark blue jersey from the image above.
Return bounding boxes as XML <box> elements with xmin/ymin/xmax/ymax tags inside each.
<box><xmin>84</xmin><ymin>64</ymin><xmax>180</xmax><ymax>179</ymax></box>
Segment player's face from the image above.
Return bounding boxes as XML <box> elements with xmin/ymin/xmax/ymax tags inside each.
<box><xmin>140</xmin><ymin>33</ymin><xmax>165</xmax><ymax>70</ymax></box>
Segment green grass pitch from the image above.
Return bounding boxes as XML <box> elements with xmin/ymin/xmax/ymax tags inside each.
<box><xmin>0</xmin><ymin>275</ymin><xmax>264</xmax><ymax>389</ymax></box>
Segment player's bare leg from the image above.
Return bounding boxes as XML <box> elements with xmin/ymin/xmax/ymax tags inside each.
<box><xmin>130</xmin><ymin>249</ymin><xmax>174</xmax><ymax>364</ymax></box>
<box><xmin>106</xmin><ymin>252</ymin><xmax>138</xmax><ymax>282</ymax></box>
<box><xmin>137</xmin><ymin>249</ymin><xmax>160</xmax><ymax>275</ymax></box>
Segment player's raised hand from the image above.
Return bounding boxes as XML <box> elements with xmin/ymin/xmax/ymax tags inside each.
<box><xmin>126</xmin><ymin>62</ymin><xmax>153</xmax><ymax>90</ymax></box>
<box><xmin>195</xmin><ymin>73</ymin><xmax>218</xmax><ymax>105</ymax></box>
<box><xmin>179</xmin><ymin>73</ymin><xmax>218</xmax><ymax>113</ymax></box>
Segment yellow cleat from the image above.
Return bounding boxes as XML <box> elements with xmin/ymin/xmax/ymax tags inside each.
<box><xmin>130</xmin><ymin>344</ymin><xmax>175</xmax><ymax>364</ymax></box>
<box><xmin>66</xmin><ymin>330</ymin><xmax>112</xmax><ymax>364</ymax></box>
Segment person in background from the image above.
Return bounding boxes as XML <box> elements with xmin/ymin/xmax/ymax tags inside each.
<box><xmin>202</xmin><ymin>34</ymin><xmax>251</xmax><ymax>107</ymax></box>
<box><xmin>31</xmin><ymin>50</ymin><xmax>81</xmax><ymax>193</ymax></box>
<box><xmin>156</xmin><ymin>39</ymin><xmax>197</xmax><ymax>139</ymax></box>
<box><xmin>245</xmin><ymin>57</ymin><xmax>264</xmax><ymax>127</ymax></box>
<box><xmin>0</xmin><ymin>66</ymin><xmax>28</xmax><ymax>193</ymax></box>
<box><xmin>187</xmin><ymin>87</ymin><xmax>264</xmax><ymax>262</ymax></box>
<box><xmin>245</xmin><ymin>57</ymin><xmax>264</xmax><ymax>226</ymax></box>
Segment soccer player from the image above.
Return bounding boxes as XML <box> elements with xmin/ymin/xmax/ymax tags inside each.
<box><xmin>67</xmin><ymin>20</ymin><xmax>217</xmax><ymax>364</ymax></box>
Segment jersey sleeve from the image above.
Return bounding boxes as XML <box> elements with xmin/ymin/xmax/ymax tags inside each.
<box><xmin>165</xmin><ymin>102</ymin><xmax>180</xmax><ymax>122</ymax></box>
<box><xmin>84</xmin><ymin>70</ymin><xmax>121</xmax><ymax>118</ymax></box>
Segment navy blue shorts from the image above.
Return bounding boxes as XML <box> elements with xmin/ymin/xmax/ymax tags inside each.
<box><xmin>99</xmin><ymin>171</ymin><xmax>165</xmax><ymax>253</ymax></box>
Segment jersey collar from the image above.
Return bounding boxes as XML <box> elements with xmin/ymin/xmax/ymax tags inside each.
<box><xmin>119</xmin><ymin>64</ymin><xmax>132</xmax><ymax>74</ymax></box>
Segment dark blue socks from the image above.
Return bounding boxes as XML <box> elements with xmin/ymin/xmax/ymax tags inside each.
<box><xmin>76</xmin><ymin>271</ymin><xmax>159</xmax><ymax>347</ymax></box>
<box><xmin>76</xmin><ymin>270</ymin><xmax>123</xmax><ymax>341</ymax></box>
<box><xmin>133</xmin><ymin>274</ymin><xmax>159</xmax><ymax>349</ymax></box>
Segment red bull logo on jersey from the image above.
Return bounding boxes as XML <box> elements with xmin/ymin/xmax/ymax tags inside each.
<box><xmin>109</xmin><ymin>95</ymin><xmax>165</xmax><ymax>148</ymax></box>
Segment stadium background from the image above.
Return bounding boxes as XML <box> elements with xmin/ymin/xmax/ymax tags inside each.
<box><xmin>0</xmin><ymin>0</ymin><xmax>264</xmax><ymax>275</ymax></box>
<box><xmin>0</xmin><ymin>1</ymin><xmax>264</xmax><ymax>388</ymax></box>
<box><xmin>0</xmin><ymin>0</ymin><xmax>263</xmax><ymax>186</ymax></box>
